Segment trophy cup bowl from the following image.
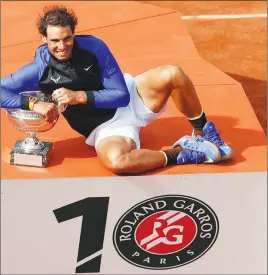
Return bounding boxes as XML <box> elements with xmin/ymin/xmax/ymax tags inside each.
<box><xmin>7</xmin><ymin>92</ymin><xmax>60</xmax><ymax>168</ymax></box>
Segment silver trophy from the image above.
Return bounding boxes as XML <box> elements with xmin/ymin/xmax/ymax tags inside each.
<box><xmin>6</xmin><ymin>92</ymin><xmax>61</xmax><ymax>168</ymax></box>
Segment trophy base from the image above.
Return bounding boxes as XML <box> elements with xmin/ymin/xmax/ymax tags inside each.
<box><xmin>10</xmin><ymin>140</ymin><xmax>53</xmax><ymax>168</ymax></box>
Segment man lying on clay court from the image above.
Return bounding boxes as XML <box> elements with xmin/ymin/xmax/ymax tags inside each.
<box><xmin>1</xmin><ymin>6</ymin><xmax>233</xmax><ymax>174</ymax></box>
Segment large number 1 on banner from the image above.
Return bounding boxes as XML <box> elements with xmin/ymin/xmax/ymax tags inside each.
<box><xmin>53</xmin><ymin>197</ymin><xmax>110</xmax><ymax>273</ymax></box>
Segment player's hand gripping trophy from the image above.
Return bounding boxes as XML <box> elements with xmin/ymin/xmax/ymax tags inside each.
<box><xmin>6</xmin><ymin>91</ymin><xmax>67</xmax><ymax>167</ymax></box>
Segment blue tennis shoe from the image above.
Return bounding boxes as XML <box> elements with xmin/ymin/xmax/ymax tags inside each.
<box><xmin>173</xmin><ymin>135</ymin><xmax>221</xmax><ymax>163</ymax></box>
<box><xmin>193</xmin><ymin>121</ymin><xmax>233</xmax><ymax>160</ymax></box>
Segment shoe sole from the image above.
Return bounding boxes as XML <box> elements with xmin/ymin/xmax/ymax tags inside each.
<box><xmin>221</xmin><ymin>153</ymin><xmax>233</xmax><ymax>161</ymax></box>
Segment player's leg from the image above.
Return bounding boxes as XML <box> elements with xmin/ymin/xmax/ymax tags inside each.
<box><xmin>94</xmin><ymin>125</ymin><xmax>219</xmax><ymax>175</ymax></box>
<box><xmin>96</xmin><ymin>136</ymin><xmax>165</xmax><ymax>174</ymax></box>
<box><xmin>135</xmin><ymin>65</ymin><xmax>233</xmax><ymax>160</ymax></box>
<box><xmin>135</xmin><ymin>65</ymin><xmax>205</xmax><ymax>135</ymax></box>
<box><xmin>95</xmin><ymin>135</ymin><xmax>209</xmax><ymax>174</ymax></box>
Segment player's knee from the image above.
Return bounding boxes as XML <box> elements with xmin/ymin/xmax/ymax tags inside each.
<box><xmin>160</xmin><ymin>65</ymin><xmax>186</xmax><ymax>88</ymax></box>
<box><xmin>102</xmin><ymin>153</ymin><xmax>129</xmax><ymax>174</ymax></box>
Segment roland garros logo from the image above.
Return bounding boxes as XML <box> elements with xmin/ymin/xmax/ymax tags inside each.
<box><xmin>113</xmin><ymin>195</ymin><xmax>219</xmax><ymax>270</ymax></box>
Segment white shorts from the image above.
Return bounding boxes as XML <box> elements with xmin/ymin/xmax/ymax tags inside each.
<box><xmin>85</xmin><ymin>73</ymin><xmax>167</xmax><ymax>149</ymax></box>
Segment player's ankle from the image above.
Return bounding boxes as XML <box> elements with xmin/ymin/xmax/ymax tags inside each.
<box><xmin>188</xmin><ymin>110</ymin><xmax>207</xmax><ymax>132</ymax></box>
<box><xmin>161</xmin><ymin>146</ymin><xmax>183</xmax><ymax>166</ymax></box>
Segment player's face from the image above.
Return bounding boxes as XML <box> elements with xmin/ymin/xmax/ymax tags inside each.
<box><xmin>42</xmin><ymin>25</ymin><xmax>74</xmax><ymax>61</ymax></box>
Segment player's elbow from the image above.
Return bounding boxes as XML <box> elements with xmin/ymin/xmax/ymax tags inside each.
<box><xmin>0</xmin><ymin>89</ymin><xmax>21</xmax><ymax>109</ymax></box>
<box><xmin>119</xmin><ymin>90</ymin><xmax>130</xmax><ymax>107</ymax></box>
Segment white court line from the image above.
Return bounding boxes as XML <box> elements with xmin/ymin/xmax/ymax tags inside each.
<box><xmin>181</xmin><ymin>13</ymin><xmax>267</xmax><ymax>20</ymax></box>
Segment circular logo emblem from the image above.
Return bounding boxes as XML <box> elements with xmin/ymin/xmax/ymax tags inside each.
<box><xmin>113</xmin><ymin>195</ymin><xmax>219</xmax><ymax>270</ymax></box>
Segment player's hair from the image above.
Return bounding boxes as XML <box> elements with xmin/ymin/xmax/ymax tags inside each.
<box><xmin>37</xmin><ymin>5</ymin><xmax>78</xmax><ymax>36</ymax></box>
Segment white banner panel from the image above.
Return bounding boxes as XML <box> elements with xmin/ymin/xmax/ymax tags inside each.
<box><xmin>1</xmin><ymin>172</ymin><xmax>267</xmax><ymax>274</ymax></box>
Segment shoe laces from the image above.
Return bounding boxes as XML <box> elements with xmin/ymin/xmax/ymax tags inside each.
<box><xmin>183</xmin><ymin>149</ymin><xmax>206</xmax><ymax>164</ymax></box>
<box><xmin>196</xmin><ymin>130</ymin><xmax>224</xmax><ymax>146</ymax></box>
